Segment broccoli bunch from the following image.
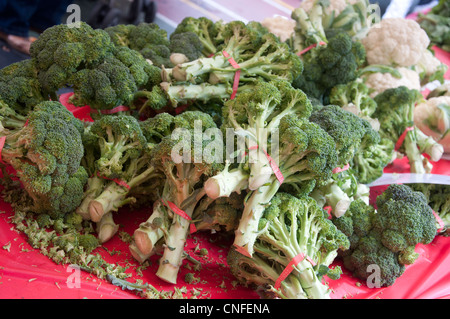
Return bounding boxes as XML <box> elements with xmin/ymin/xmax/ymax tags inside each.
<box><xmin>333</xmin><ymin>184</ymin><xmax>438</xmax><ymax>287</ymax></box>
<box><xmin>0</xmin><ymin>59</ymin><xmax>45</xmax><ymax>116</ymax></box>
<box><xmin>30</xmin><ymin>22</ymin><xmax>161</xmax><ymax>113</ymax></box>
<box><xmin>76</xmin><ymin>115</ymin><xmax>162</xmax><ymax>224</ymax></box>
<box><xmin>208</xmin><ymin>80</ymin><xmax>339</xmax><ymax>257</ymax></box>
<box><xmin>408</xmin><ymin>183</ymin><xmax>450</xmax><ymax>234</ymax></box>
<box><xmin>289</xmin><ymin>0</ymin><xmax>374</xmax><ymax>53</ymax></box>
<box><xmin>136</xmin><ymin>112</ymin><xmax>222</xmax><ymax>284</ymax></box>
<box><xmin>373</xmin><ymin>86</ymin><xmax>444</xmax><ymax>174</ymax></box>
<box><xmin>0</xmin><ymin>101</ymin><xmax>87</xmax><ymax>219</ymax></box>
<box><xmin>327</xmin><ymin>80</ymin><xmax>395</xmax><ymax>184</ymax></box>
<box><xmin>106</xmin><ymin>22</ymin><xmax>203</xmax><ymax>68</ymax></box>
<box><xmin>228</xmin><ymin>192</ymin><xmax>349</xmax><ymax>299</ymax></box>
<box><xmin>136</xmin><ymin>20</ymin><xmax>303</xmax><ymax>114</ymax></box>
<box><xmin>292</xmin><ymin>30</ymin><xmax>366</xmax><ymax>101</ymax></box>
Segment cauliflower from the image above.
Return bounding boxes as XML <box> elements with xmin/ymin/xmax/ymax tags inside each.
<box><xmin>413</xmin><ymin>49</ymin><xmax>448</xmax><ymax>86</ymax></box>
<box><xmin>414</xmin><ymin>96</ymin><xmax>450</xmax><ymax>153</ymax></box>
<box><xmin>361</xmin><ymin>18</ymin><xmax>430</xmax><ymax>67</ymax></box>
<box><xmin>362</xmin><ymin>67</ymin><xmax>421</xmax><ymax>97</ymax></box>
<box><xmin>428</xmin><ymin>83</ymin><xmax>450</xmax><ymax>98</ymax></box>
<box><xmin>261</xmin><ymin>15</ymin><xmax>295</xmax><ymax>42</ymax></box>
<box><xmin>298</xmin><ymin>0</ymin><xmax>360</xmax><ymax>16</ymax></box>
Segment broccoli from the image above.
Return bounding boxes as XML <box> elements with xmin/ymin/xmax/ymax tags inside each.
<box><xmin>165</xmin><ymin>21</ymin><xmax>302</xmax><ymax>86</ymax></box>
<box><xmin>30</xmin><ymin>22</ymin><xmax>115</xmax><ymax>100</ymax></box>
<box><xmin>0</xmin><ymin>59</ymin><xmax>45</xmax><ymax>116</ymax></box>
<box><xmin>418</xmin><ymin>0</ymin><xmax>450</xmax><ymax>52</ymax></box>
<box><xmin>77</xmin><ymin>115</ymin><xmax>162</xmax><ymax>224</ymax></box>
<box><xmin>228</xmin><ymin>193</ymin><xmax>349</xmax><ymax>299</ymax></box>
<box><xmin>309</xmin><ymin>104</ymin><xmax>380</xmax><ymax>168</ymax></box>
<box><xmin>30</xmin><ymin>22</ymin><xmax>162</xmax><ymax>113</ymax></box>
<box><xmin>170</xmin><ymin>17</ymin><xmax>224</xmax><ymax>57</ymax></box>
<box><xmin>406</xmin><ymin>183</ymin><xmax>450</xmax><ymax>235</ymax></box>
<box><xmin>212</xmin><ymin>81</ymin><xmax>338</xmax><ymax>256</ymax></box>
<box><xmin>106</xmin><ymin>22</ymin><xmax>172</xmax><ymax>68</ymax></box>
<box><xmin>289</xmin><ymin>0</ymin><xmax>374</xmax><ymax>53</ymax></box>
<box><xmin>192</xmin><ymin>192</ymin><xmax>245</xmax><ymax>233</ymax></box>
<box><xmin>0</xmin><ymin>101</ymin><xmax>87</xmax><ymax>219</ymax></box>
<box><xmin>333</xmin><ymin>184</ymin><xmax>438</xmax><ymax>287</ymax></box>
<box><xmin>169</xmin><ymin>31</ymin><xmax>204</xmax><ymax>63</ymax></box>
<box><xmin>136</xmin><ymin>112</ymin><xmax>221</xmax><ymax>284</ymax></box>
<box><xmin>373</xmin><ymin>86</ymin><xmax>444</xmax><ymax>173</ymax></box>
<box><xmin>292</xmin><ymin>30</ymin><xmax>366</xmax><ymax>101</ymax></box>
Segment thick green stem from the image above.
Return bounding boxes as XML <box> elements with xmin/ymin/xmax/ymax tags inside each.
<box><xmin>76</xmin><ymin>176</ymin><xmax>105</xmax><ymax>220</ymax></box>
<box><xmin>233</xmin><ymin>177</ymin><xmax>281</xmax><ymax>256</ymax></box>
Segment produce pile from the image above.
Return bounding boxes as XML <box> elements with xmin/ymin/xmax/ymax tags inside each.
<box><xmin>0</xmin><ymin>0</ymin><xmax>449</xmax><ymax>299</ymax></box>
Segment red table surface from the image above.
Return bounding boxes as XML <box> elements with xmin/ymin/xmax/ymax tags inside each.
<box><xmin>1</xmin><ymin>23</ymin><xmax>450</xmax><ymax>300</ymax></box>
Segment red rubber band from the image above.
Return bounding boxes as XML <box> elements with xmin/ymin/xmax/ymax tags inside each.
<box><xmin>297</xmin><ymin>41</ymin><xmax>326</xmax><ymax>56</ymax></box>
<box><xmin>164</xmin><ymin>200</ymin><xmax>197</xmax><ymax>234</ymax></box>
<box><xmin>433</xmin><ymin>210</ymin><xmax>445</xmax><ymax>233</ymax></box>
<box><xmin>222</xmin><ymin>50</ymin><xmax>241</xmax><ymax>100</ymax></box>
<box><xmin>332</xmin><ymin>163</ymin><xmax>350</xmax><ymax>174</ymax></box>
<box><xmin>96</xmin><ymin>171</ymin><xmax>130</xmax><ymax>190</ymax></box>
<box><xmin>247</xmin><ymin>144</ymin><xmax>284</xmax><ymax>184</ymax></box>
<box><xmin>395</xmin><ymin>126</ymin><xmax>414</xmax><ymax>151</ymax></box>
<box><xmin>323</xmin><ymin>206</ymin><xmax>332</xmax><ymax>219</ymax></box>
<box><xmin>274</xmin><ymin>252</ymin><xmax>316</xmax><ymax>290</ymax></box>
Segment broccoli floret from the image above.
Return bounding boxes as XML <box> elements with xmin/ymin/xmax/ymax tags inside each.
<box><xmin>375</xmin><ymin>184</ymin><xmax>437</xmax><ymax>253</ymax></box>
<box><xmin>329</xmin><ymin>80</ymin><xmax>377</xmax><ymax>118</ymax></box>
<box><xmin>228</xmin><ymin>193</ymin><xmax>349</xmax><ymax>299</ymax></box>
<box><xmin>0</xmin><ymin>59</ymin><xmax>45</xmax><ymax>116</ymax></box>
<box><xmin>335</xmin><ymin>184</ymin><xmax>438</xmax><ymax>287</ymax></box>
<box><xmin>374</xmin><ymin>86</ymin><xmax>444</xmax><ymax>173</ymax></box>
<box><xmin>292</xmin><ymin>31</ymin><xmax>366</xmax><ymax>101</ymax></box>
<box><xmin>1</xmin><ymin>101</ymin><xmax>87</xmax><ymax>218</ymax></box>
<box><xmin>408</xmin><ymin>183</ymin><xmax>450</xmax><ymax>233</ymax></box>
<box><xmin>171</xmin><ymin>17</ymin><xmax>224</xmax><ymax>57</ymax></box>
<box><xmin>30</xmin><ymin>22</ymin><xmax>116</xmax><ymax>100</ymax></box>
<box><xmin>309</xmin><ymin>104</ymin><xmax>380</xmax><ymax>167</ymax></box>
<box><xmin>106</xmin><ymin>22</ymin><xmax>172</xmax><ymax>68</ymax></box>
<box><xmin>169</xmin><ymin>32</ymin><xmax>203</xmax><ymax>62</ymax></box>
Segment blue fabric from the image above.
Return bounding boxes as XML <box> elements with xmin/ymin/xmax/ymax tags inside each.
<box><xmin>0</xmin><ymin>0</ymin><xmax>73</xmax><ymax>37</ymax></box>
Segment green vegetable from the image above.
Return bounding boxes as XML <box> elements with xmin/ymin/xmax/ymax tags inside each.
<box><xmin>333</xmin><ymin>184</ymin><xmax>437</xmax><ymax>287</ymax></box>
<box><xmin>0</xmin><ymin>101</ymin><xmax>87</xmax><ymax>219</ymax></box>
<box><xmin>228</xmin><ymin>192</ymin><xmax>349</xmax><ymax>299</ymax></box>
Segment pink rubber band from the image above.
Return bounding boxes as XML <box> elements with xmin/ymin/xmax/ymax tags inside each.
<box><xmin>297</xmin><ymin>41</ymin><xmax>326</xmax><ymax>56</ymax></box>
<box><xmin>433</xmin><ymin>210</ymin><xmax>445</xmax><ymax>233</ymax></box>
<box><xmin>96</xmin><ymin>171</ymin><xmax>131</xmax><ymax>190</ymax></box>
<box><xmin>164</xmin><ymin>200</ymin><xmax>197</xmax><ymax>234</ymax></box>
<box><xmin>274</xmin><ymin>253</ymin><xmax>316</xmax><ymax>289</ymax></box>
<box><xmin>332</xmin><ymin>163</ymin><xmax>350</xmax><ymax>174</ymax></box>
<box><xmin>222</xmin><ymin>51</ymin><xmax>241</xmax><ymax>100</ymax></box>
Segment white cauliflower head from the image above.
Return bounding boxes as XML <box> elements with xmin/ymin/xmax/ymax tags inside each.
<box><xmin>362</xmin><ymin>67</ymin><xmax>421</xmax><ymax>97</ymax></box>
<box><xmin>261</xmin><ymin>16</ymin><xmax>295</xmax><ymax>42</ymax></box>
<box><xmin>361</xmin><ymin>18</ymin><xmax>430</xmax><ymax>67</ymax></box>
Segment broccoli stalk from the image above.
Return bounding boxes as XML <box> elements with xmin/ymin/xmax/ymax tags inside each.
<box><xmin>228</xmin><ymin>193</ymin><xmax>349</xmax><ymax>299</ymax></box>
<box><xmin>96</xmin><ymin>212</ymin><xmax>119</xmax><ymax>244</ymax></box>
<box><xmin>373</xmin><ymin>86</ymin><xmax>444</xmax><ymax>174</ymax></box>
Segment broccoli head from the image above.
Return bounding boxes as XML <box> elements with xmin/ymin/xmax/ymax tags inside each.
<box><xmin>1</xmin><ymin>101</ymin><xmax>87</xmax><ymax>218</ymax></box>
<box><xmin>0</xmin><ymin>59</ymin><xmax>45</xmax><ymax>116</ymax></box>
